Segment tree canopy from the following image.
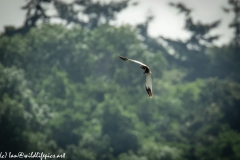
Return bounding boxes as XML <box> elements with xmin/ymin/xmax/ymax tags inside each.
<box><xmin>0</xmin><ymin>0</ymin><xmax>240</xmax><ymax>160</ymax></box>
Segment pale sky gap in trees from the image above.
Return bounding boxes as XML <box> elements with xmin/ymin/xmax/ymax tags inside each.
<box><xmin>0</xmin><ymin>0</ymin><xmax>234</xmax><ymax>46</ymax></box>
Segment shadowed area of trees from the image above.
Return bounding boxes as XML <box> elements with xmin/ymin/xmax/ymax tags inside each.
<box><xmin>0</xmin><ymin>0</ymin><xmax>240</xmax><ymax>160</ymax></box>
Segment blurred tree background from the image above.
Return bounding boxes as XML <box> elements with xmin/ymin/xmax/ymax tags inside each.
<box><xmin>0</xmin><ymin>0</ymin><xmax>240</xmax><ymax>160</ymax></box>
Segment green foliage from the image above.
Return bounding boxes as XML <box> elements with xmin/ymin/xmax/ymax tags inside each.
<box><xmin>0</xmin><ymin>3</ymin><xmax>239</xmax><ymax>159</ymax></box>
<box><xmin>0</xmin><ymin>64</ymin><xmax>54</xmax><ymax>153</ymax></box>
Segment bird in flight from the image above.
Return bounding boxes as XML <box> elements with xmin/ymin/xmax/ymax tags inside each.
<box><xmin>119</xmin><ymin>56</ymin><xmax>153</xmax><ymax>98</ymax></box>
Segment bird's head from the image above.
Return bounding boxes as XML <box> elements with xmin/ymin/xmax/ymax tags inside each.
<box><xmin>142</xmin><ymin>66</ymin><xmax>150</xmax><ymax>74</ymax></box>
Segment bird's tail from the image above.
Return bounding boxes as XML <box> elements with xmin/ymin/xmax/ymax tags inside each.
<box><xmin>119</xmin><ymin>56</ymin><xmax>128</xmax><ymax>61</ymax></box>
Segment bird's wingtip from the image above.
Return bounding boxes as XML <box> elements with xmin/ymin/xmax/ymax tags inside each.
<box><xmin>149</xmin><ymin>93</ymin><xmax>153</xmax><ymax>98</ymax></box>
<box><xmin>119</xmin><ymin>56</ymin><xmax>128</xmax><ymax>61</ymax></box>
<box><xmin>145</xmin><ymin>87</ymin><xmax>153</xmax><ymax>98</ymax></box>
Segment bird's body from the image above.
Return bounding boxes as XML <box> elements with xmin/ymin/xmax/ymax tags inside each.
<box><xmin>119</xmin><ymin>56</ymin><xmax>153</xmax><ymax>98</ymax></box>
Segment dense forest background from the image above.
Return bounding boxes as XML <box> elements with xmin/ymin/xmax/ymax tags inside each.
<box><xmin>0</xmin><ymin>0</ymin><xmax>240</xmax><ymax>160</ymax></box>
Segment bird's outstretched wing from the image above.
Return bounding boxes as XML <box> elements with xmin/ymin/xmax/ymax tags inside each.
<box><xmin>119</xmin><ymin>56</ymin><xmax>147</xmax><ymax>67</ymax></box>
<box><xmin>119</xmin><ymin>56</ymin><xmax>151</xmax><ymax>74</ymax></box>
<box><xmin>145</xmin><ymin>73</ymin><xmax>153</xmax><ymax>98</ymax></box>
<box><xmin>119</xmin><ymin>56</ymin><xmax>153</xmax><ymax>98</ymax></box>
